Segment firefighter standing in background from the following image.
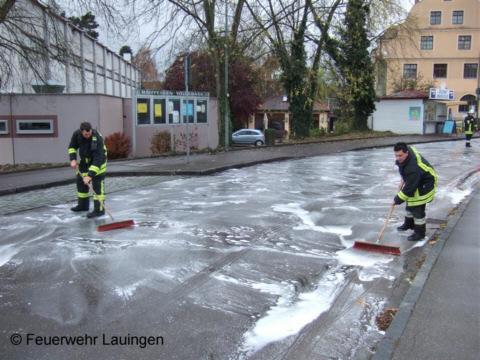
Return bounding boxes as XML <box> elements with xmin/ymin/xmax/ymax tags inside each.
<box><xmin>68</xmin><ymin>122</ymin><xmax>108</xmax><ymax>218</ymax></box>
<box><xmin>464</xmin><ymin>109</ymin><xmax>477</xmax><ymax>148</ymax></box>
<box><xmin>392</xmin><ymin>142</ymin><xmax>437</xmax><ymax>241</ymax></box>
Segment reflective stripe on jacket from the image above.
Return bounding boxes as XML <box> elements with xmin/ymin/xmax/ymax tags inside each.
<box><xmin>394</xmin><ymin>146</ymin><xmax>437</xmax><ymax>207</ymax></box>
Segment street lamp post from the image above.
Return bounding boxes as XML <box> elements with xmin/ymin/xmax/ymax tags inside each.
<box><xmin>224</xmin><ymin>0</ymin><xmax>229</xmax><ymax>151</ymax></box>
<box><xmin>185</xmin><ymin>55</ymin><xmax>191</xmax><ymax>163</ymax></box>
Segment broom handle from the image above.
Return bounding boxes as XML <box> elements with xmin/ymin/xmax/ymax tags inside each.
<box><xmin>76</xmin><ymin>165</ymin><xmax>114</xmax><ymax>221</ymax></box>
<box><xmin>377</xmin><ymin>204</ymin><xmax>395</xmax><ymax>243</ymax></box>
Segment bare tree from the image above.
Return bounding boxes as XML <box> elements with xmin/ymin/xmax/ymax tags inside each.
<box><xmin>243</xmin><ymin>0</ymin><xmax>344</xmax><ymax>137</ymax></box>
<box><xmin>133</xmin><ymin>44</ymin><xmax>161</xmax><ymax>83</ymax></box>
<box><xmin>0</xmin><ymin>0</ymin><xmax>82</xmax><ymax>92</ymax></box>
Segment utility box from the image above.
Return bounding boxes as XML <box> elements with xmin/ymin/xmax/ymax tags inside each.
<box><xmin>264</xmin><ymin>129</ymin><xmax>275</xmax><ymax>146</ymax></box>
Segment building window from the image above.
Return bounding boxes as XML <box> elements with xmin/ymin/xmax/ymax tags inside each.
<box><xmin>182</xmin><ymin>99</ymin><xmax>194</xmax><ymax>123</ymax></box>
<box><xmin>403</xmin><ymin>64</ymin><xmax>417</xmax><ymax>79</ymax></box>
<box><xmin>464</xmin><ymin>64</ymin><xmax>478</xmax><ymax>79</ymax></box>
<box><xmin>459</xmin><ymin>95</ymin><xmax>476</xmax><ymax>113</ymax></box>
<box><xmin>197</xmin><ymin>100</ymin><xmax>208</xmax><ymax>123</ymax></box>
<box><xmin>137</xmin><ymin>98</ymin><xmax>150</xmax><ymax>125</ymax></box>
<box><xmin>433</xmin><ymin>64</ymin><xmax>448</xmax><ymax>78</ymax></box>
<box><xmin>458</xmin><ymin>35</ymin><xmax>471</xmax><ymax>50</ymax></box>
<box><xmin>168</xmin><ymin>98</ymin><xmax>181</xmax><ymax>124</ymax></box>
<box><xmin>420</xmin><ymin>36</ymin><xmax>433</xmax><ymax>50</ymax></box>
<box><xmin>452</xmin><ymin>10</ymin><xmax>464</xmax><ymax>24</ymax></box>
<box><xmin>430</xmin><ymin>11</ymin><xmax>441</xmax><ymax>25</ymax></box>
<box><xmin>16</xmin><ymin>119</ymin><xmax>54</xmax><ymax>134</ymax></box>
<box><xmin>153</xmin><ymin>98</ymin><xmax>166</xmax><ymax>124</ymax></box>
<box><xmin>0</xmin><ymin>119</ymin><xmax>8</xmax><ymax>134</ymax></box>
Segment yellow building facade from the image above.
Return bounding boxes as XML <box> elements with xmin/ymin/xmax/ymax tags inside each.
<box><xmin>376</xmin><ymin>0</ymin><xmax>479</xmax><ymax>119</ymax></box>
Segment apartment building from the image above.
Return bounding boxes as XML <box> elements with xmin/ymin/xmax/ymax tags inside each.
<box><xmin>376</xmin><ymin>0</ymin><xmax>479</xmax><ymax>119</ymax></box>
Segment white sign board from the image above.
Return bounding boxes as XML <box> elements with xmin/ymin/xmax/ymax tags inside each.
<box><xmin>429</xmin><ymin>88</ymin><xmax>455</xmax><ymax>100</ymax></box>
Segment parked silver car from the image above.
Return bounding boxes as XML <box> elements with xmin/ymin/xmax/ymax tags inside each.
<box><xmin>232</xmin><ymin>129</ymin><xmax>265</xmax><ymax>146</ymax></box>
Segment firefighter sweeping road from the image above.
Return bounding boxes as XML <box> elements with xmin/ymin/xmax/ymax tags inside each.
<box><xmin>0</xmin><ymin>134</ymin><xmax>479</xmax><ymax>360</ymax></box>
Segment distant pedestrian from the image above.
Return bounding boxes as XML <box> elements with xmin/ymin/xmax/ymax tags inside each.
<box><xmin>68</xmin><ymin>122</ymin><xmax>108</xmax><ymax>218</ymax></box>
<box><xmin>392</xmin><ymin>142</ymin><xmax>437</xmax><ymax>241</ymax></box>
<box><xmin>464</xmin><ymin>109</ymin><xmax>477</xmax><ymax>148</ymax></box>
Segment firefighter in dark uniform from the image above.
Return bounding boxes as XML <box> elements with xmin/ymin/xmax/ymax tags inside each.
<box><xmin>68</xmin><ymin>122</ymin><xmax>108</xmax><ymax>218</ymax></box>
<box><xmin>392</xmin><ymin>142</ymin><xmax>437</xmax><ymax>241</ymax></box>
<box><xmin>464</xmin><ymin>109</ymin><xmax>477</xmax><ymax>148</ymax></box>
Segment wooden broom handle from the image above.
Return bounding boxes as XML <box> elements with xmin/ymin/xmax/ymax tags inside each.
<box><xmin>76</xmin><ymin>165</ymin><xmax>114</xmax><ymax>221</ymax></box>
<box><xmin>377</xmin><ymin>204</ymin><xmax>395</xmax><ymax>243</ymax></box>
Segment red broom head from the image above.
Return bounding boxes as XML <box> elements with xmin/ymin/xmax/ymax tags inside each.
<box><xmin>97</xmin><ymin>220</ymin><xmax>135</xmax><ymax>232</ymax></box>
<box><xmin>353</xmin><ymin>241</ymin><xmax>401</xmax><ymax>256</ymax></box>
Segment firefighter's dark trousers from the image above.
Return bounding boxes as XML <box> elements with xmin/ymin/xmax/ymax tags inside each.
<box><xmin>75</xmin><ymin>172</ymin><xmax>105</xmax><ymax>211</ymax></box>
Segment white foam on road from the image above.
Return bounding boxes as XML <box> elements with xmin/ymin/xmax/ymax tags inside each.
<box><xmin>238</xmin><ymin>272</ymin><xmax>345</xmax><ymax>357</ymax></box>
<box><xmin>0</xmin><ymin>244</ymin><xmax>19</xmax><ymax>267</ymax></box>
<box><xmin>272</xmin><ymin>202</ymin><xmax>353</xmax><ymax>236</ymax></box>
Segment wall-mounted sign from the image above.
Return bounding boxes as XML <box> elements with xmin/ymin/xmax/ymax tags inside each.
<box><xmin>429</xmin><ymin>88</ymin><xmax>455</xmax><ymax>100</ymax></box>
<box><xmin>154</xmin><ymin>104</ymin><xmax>162</xmax><ymax>117</ymax></box>
<box><xmin>409</xmin><ymin>106</ymin><xmax>421</xmax><ymax>121</ymax></box>
<box><xmin>137</xmin><ymin>89</ymin><xmax>209</xmax><ymax>97</ymax></box>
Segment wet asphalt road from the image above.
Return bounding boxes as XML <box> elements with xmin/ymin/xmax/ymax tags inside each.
<box><xmin>0</xmin><ymin>139</ymin><xmax>479</xmax><ymax>359</ymax></box>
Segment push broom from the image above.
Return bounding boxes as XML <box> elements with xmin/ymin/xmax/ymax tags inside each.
<box><xmin>76</xmin><ymin>165</ymin><xmax>135</xmax><ymax>232</ymax></box>
<box><xmin>353</xmin><ymin>203</ymin><xmax>401</xmax><ymax>256</ymax></box>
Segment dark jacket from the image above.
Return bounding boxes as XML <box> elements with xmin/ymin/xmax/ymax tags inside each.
<box><xmin>68</xmin><ymin>129</ymin><xmax>107</xmax><ymax>177</ymax></box>
<box><xmin>394</xmin><ymin>146</ymin><xmax>437</xmax><ymax>207</ymax></box>
<box><xmin>464</xmin><ymin>114</ymin><xmax>477</xmax><ymax>135</ymax></box>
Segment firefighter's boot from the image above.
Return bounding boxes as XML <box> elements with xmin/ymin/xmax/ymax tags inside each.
<box><xmin>397</xmin><ymin>217</ymin><xmax>414</xmax><ymax>231</ymax></box>
<box><xmin>71</xmin><ymin>197</ymin><xmax>89</xmax><ymax>212</ymax></box>
<box><xmin>87</xmin><ymin>199</ymin><xmax>105</xmax><ymax>218</ymax></box>
<box><xmin>408</xmin><ymin>224</ymin><xmax>426</xmax><ymax>241</ymax></box>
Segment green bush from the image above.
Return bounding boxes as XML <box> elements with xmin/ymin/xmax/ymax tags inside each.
<box><xmin>104</xmin><ymin>132</ymin><xmax>131</xmax><ymax>160</ymax></box>
<box><xmin>333</xmin><ymin>121</ymin><xmax>349</xmax><ymax>136</ymax></box>
<box><xmin>309</xmin><ymin>128</ymin><xmax>327</xmax><ymax>138</ymax></box>
<box><xmin>150</xmin><ymin>130</ymin><xmax>171</xmax><ymax>154</ymax></box>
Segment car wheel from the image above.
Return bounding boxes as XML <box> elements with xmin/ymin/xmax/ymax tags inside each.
<box><xmin>254</xmin><ymin>140</ymin><xmax>263</xmax><ymax>146</ymax></box>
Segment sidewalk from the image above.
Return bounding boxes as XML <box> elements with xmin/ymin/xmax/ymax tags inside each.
<box><xmin>1</xmin><ymin>133</ymin><xmax>478</xmax><ymax>359</ymax></box>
